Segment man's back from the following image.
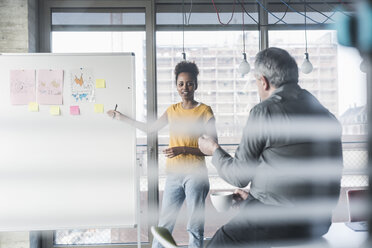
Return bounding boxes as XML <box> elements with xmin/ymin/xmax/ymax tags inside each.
<box><xmin>249</xmin><ymin>83</ymin><xmax>343</xmax><ymax>209</ymax></box>
<box><xmin>201</xmin><ymin>48</ymin><xmax>343</xmax><ymax>247</ymax></box>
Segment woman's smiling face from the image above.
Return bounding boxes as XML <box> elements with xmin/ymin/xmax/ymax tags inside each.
<box><xmin>176</xmin><ymin>72</ymin><xmax>196</xmax><ymax>100</ymax></box>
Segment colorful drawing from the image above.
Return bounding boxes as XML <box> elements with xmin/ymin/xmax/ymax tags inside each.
<box><xmin>71</xmin><ymin>93</ymin><xmax>88</xmax><ymax>101</ymax></box>
<box><xmin>74</xmin><ymin>75</ymin><xmax>84</xmax><ymax>86</ymax></box>
<box><xmin>70</xmin><ymin>68</ymin><xmax>95</xmax><ymax>103</ymax></box>
<box><xmin>37</xmin><ymin>70</ymin><xmax>64</xmax><ymax>105</ymax></box>
<box><xmin>10</xmin><ymin>70</ymin><xmax>36</xmax><ymax>105</ymax></box>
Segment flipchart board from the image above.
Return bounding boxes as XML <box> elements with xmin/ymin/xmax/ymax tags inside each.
<box><xmin>0</xmin><ymin>53</ymin><xmax>137</xmax><ymax>231</ymax></box>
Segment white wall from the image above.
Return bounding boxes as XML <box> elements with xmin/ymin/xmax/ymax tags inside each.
<box><xmin>0</xmin><ymin>0</ymin><xmax>38</xmax><ymax>247</ymax></box>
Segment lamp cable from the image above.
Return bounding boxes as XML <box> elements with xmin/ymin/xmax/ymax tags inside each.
<box><xmin>279</xmin><ymin>0</ymin><xmax>322</xmax><ymax>24</ymax></box>
<box><xmin>237</xmin><ymin>0</ymin><xmax>259</xmax><ymax>24</ymax></box>
<box><xmin>182</xmin><ymin>0</ymin><xmax>186</xmax><ymax>60</ymax></box>
<box><xmin>305</xmin><ymin>0</ymin><xmax>308</xmax><ymax>54</ymax></box>
<box><xmin>304</xmin><ymin>2</ymin><xmax>336</xmax><ymax>23</ymax></box>
<box><xmin>242</xmin><ymin>3</ymin><xmax>246</xmax><ymax>55</ymax></box>
<box><xmin>185</xmin><ymin>0</ymin><xmax>193</xmax><ymax>25</ymax></box>
<box><xmin>211</xmin><ymin>0</ymin><xmax>236</xmax><ymax>25</ymax></box>
<box><xmin>274</xmin><ymin>0</ymin><xmax>291</xmax><ymax>24</ymax></box>
<box><xmin>255</xmin><ymin>0</ymin><xmax>287</xmax><ymax>24</ymax></box>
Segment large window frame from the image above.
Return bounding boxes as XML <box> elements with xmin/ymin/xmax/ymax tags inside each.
<box><xmin>39</xmin><ymin>1</ymin><xmax>157</xmax><ymax>248</ymax></box>
<box><xmin>37</xmin><ymin>1</ymin><xmax>370</xmax><ymax>248</ymax></box>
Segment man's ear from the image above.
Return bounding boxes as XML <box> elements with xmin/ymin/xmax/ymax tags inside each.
<box><xmin>261</xmin><ymin>76</ymin><xmax>270</xmax><ymax>91</ymax></box>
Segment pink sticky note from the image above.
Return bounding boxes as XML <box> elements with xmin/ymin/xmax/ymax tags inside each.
<box><xmin>70</xmin><ymin>106</ymin><xmax>80</xmax><ymax>115</ymax></box>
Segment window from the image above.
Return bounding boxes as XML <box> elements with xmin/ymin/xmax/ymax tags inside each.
<box><xmin>38</xmin><ymin>1</ymin><xmax>368</xmax><ymax>246</ymax></box>
<box><xmin>269</xmin><ymin>29</ymin><xmax>368</xmax><ymax>189</ymax></box>
<box><xmin>52</xmin><ymin>10</ymin><xmax>145</xmax><ymax>27</ymax></box>
<box><xmin>269</xmin><ymin>30</ymin><xmax>339</xmax><ymax>114</ymax></box>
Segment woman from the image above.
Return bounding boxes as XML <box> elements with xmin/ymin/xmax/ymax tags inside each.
<box><xmin>107</xmin><ymin>61</ymin><xmax>217</xmax><ymax>248</ymax></box>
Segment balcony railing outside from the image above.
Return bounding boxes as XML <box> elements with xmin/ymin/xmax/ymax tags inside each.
<box><xmin>55</xmin><ymin>140</ymin><xmax>368</xmax><ymax>245</ymax></box>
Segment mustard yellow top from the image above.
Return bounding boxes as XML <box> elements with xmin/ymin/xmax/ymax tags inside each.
<box><xmin>166</xmin><ymin>102</ymin><xmax>214</xmax><ymax>172</ymax></box>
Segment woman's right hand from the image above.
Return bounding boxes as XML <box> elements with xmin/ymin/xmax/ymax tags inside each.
<box><xmin>107</xmin><ymin>110</ymin><xmax>123</xmax><ymax>120</ymax></box>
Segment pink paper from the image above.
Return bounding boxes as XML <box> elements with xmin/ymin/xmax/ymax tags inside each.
<box><xmin>37</xmin><ymin>69</ymin><xmax>64</xmax><ymax>105</ymax></box>
<box><xmin>70</xmin><ymin>106</ymin><xmax>80</xmax><ymax>115</ymax></box>
<box><xmin>10</xmin><ymin>70</ymin><xmax>36</xmax><ymax>105</ymax></box>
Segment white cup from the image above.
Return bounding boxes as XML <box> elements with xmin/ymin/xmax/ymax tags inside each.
<box><xmin>210</xmin><ymin>191</ymin><xmax>233</xmax><ymax>212</ymax></box>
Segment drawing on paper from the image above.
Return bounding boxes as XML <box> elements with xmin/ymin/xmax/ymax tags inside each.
<box><xmin>10</xmin><ymin>70</ymin><xmax>36</xmax><ymax>105</ymax></box>
<box><xmin>74</xmin><ymin>74</ymin><xmax>84</xmax><ymax>86</ymax></box>
<box><xmin>70</xmin><ymin>68</ymin><xmax>95</xmax><ymax>102</ymax></box>
<box><xmin>37</xmin><ymin>69</ymin><xmax>64</xmax><ymax>105</ymax></box>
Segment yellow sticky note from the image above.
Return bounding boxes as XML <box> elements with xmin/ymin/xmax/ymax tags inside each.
<box><xmin>95</xmin><ymin>79</ymin><xmax>106</xmax><ymax>88</ymax></box>
<box><xmin>94</xmin><ymin>104</ymin><xmax>104</xmax><ymax>113</ymax></box>
<box><xmin>28</xmin><ymin>102</ymin><xmax>39</xmax><ymax>112</ymax></box>
<box><xmin>50</xmin><ymin>106</ymin><xmax>60</xmax><ymax>116</ymax></box>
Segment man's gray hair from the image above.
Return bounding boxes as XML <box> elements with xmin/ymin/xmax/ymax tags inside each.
<box><xmin>254</xmin><ymin>47</ymin><xmax>299</xmax><ymax>87</ymax></box>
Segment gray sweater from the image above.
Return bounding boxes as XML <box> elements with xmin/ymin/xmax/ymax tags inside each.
<box><xmin>212</xmin><ymin>83</ymin><xmax>343</xmax><ymax>208</ymax></box>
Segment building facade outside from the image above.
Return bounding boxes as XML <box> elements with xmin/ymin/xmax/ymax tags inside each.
<box><xmin>340</xmin><ymin>105</ymin><xmax>368</xmax><ymax>135</ymax></box>
<box><xmin>156</xmin><ymin>31</ymin><xmax>339</xmax><ymax>144</ymax></box>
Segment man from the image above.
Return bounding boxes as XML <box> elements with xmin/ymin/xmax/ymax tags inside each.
<box><xmin>199</xmin><ymin>47</ymin><xmax>343</xmax><ymax>248</ymax></box>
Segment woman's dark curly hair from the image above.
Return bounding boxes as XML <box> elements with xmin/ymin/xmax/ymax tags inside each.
<box><xmin>174</xmin><ymin>61</ymin><xmax>199</xmax><ymax>89</ymax></box>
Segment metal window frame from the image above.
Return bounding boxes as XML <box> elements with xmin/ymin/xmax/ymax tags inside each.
<box><xmin>51</xmin><ymin>7</ymin><xmax>146</xmax><ymax>31</ymax></box>
<box><xmin>367</xmin><ymin>52</ymin><xmax>372</xmax><ymax>244</ymax></box>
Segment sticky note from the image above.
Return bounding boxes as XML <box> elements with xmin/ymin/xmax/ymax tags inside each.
<box><xmin>70</xmin><ymin>106</ymin><xmax>80</xmax><ymax>115</ymax></box>
<box><xmin>94</xmin><ymin>104</ymin><xmax>104</xmax><ymax>113</ymax></box>
<box><xmin>50</xmin><ymin>106</ymin><xmax>60</xmax><ymax>116</ymax></box>
<box><xmin>95</xmin><ymin>79</ymin><xmax>106</xmax><ymax>88</ymax></box>
<box><xmin>28</xmin><ymin>102</ymin><xmax>39</xmax><ymax>112</ymax></box>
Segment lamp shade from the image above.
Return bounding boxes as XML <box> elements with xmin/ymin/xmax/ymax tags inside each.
<box><xmin>301</xmin><ymin>53</ymin><xmax>313</xmax><ymax>74</ymax></box>
<box><xmin>360</xmin><ymin>59</ymin><xmax>367</xmax><ymax>73</ymax></box>
<box><xmin>239</xmin><ymin>60</ymin><xmax>250</xmax><ymax>76</ymax></box>
<box><xmin>239</xmin><ymin>53</ymin><xmax>250</xmax><ymax>76</ymax></box>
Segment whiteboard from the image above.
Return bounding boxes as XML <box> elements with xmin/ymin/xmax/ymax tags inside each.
<box><xmin>0</xmin><ymin>53</ymin><xmax>137</xmax><ymax>231</ymax></box>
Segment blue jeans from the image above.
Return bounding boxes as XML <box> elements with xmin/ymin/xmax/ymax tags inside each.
<box><xmin>152</xmin><ymin>172</ymin><xmax>210</xmax><ymax>248</ymax></box>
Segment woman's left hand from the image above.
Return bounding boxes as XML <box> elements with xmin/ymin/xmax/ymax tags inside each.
<box><xmin>163</xmin><ymin>147</ymin><xmax>185</xmax><ymax>158</ymax></box>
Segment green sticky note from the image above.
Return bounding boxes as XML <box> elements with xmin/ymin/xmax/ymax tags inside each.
<box><xmin>28</xmin><ymin>102</ymin><xmax>39</xmax><ymax>112</ymax></box>
<box><xmin>94</xmin><ymin>104</ymin><xmax>104</xmax><ymax>113</ymax></box>
<box><xmin>50</xmin><ymin>106</ymin><xmax>60</xmax><ymax>116</ymax></box>
<box><xmin>95</xmin><ymin>79</ymin><xmax>106</xmax><ymax>88</ymax></box>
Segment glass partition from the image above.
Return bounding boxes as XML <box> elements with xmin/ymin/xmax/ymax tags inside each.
<box><xmin>52</xmin><ymin>30</ymin><xmax>148</xmax><ymax>245</ymax></box>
